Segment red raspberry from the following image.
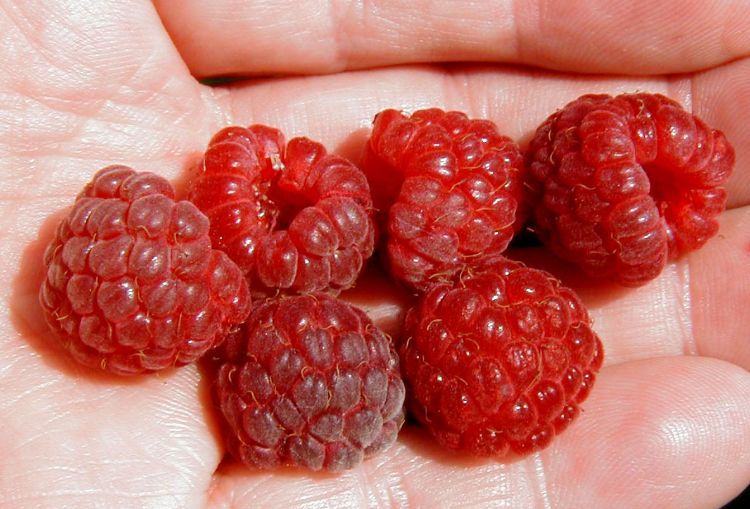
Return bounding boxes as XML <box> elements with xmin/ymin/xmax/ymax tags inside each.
<box><xmin>526</xmin><ymin>93</ymin><xmax>734</xmax><ymax>286</ymax></box>
<box><xmin>188</xmin><ymin>125</ymin><xmax>375</xmax><ymax>295</ymax></box>
<box><xmin>399</xmin><ymin>257</ymin><xmax>603</xmax><ymax>457</ymax></box>
<box><xmin>210</xmin><ymin>293</ymin><xmax>405</xmax><ymax>471</ymax></box>
<box><xmin>362</xmin><ymin>108</ymin><xmax>526</xmax><ymax>291</ymax></box>
<box><xmin>39</xmin><ymin>166</ymin><xmax>251</xmax><ymax>376</ymax></box>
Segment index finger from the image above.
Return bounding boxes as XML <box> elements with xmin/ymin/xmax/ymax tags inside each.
<box><xmin>154</xmin><ymin>0</ymin><xmax>750</xmax><ymax>77</ymax></box>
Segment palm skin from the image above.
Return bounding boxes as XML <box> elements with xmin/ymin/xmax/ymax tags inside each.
<box><xmin>1</xmin><ymin>1</ymin><xmax>749</xmax><ymax>507</ymax></box>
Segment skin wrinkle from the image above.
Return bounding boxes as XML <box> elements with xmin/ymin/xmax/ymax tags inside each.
<box><xmin>4</xmin><ymin>49</ymin><xmax>200</xmax><ymax>167</ymax></box>
<box><xmin>677</xmin><ymin>260</ymin><xmax>697</xmax><ymax>357</ymax></box>
<box><xmin>0</xmin><ymin>3</ymin><xmax>58</xmax><ymax>78</ymax></box>
<box><xmin>4</xmin><ymin>458</ymin><xmax>186</xmax><ymax>503</ymax></box>
<box><xmin>0</xmin><ymin>368</ymin><xmax>57</xmax><ymax>408</ymax></box>
<box><xmin>14</xmin><ymin>21</ymin><xmax>100</xmax><ymax>96</ymax></box>
<box><xmin>151</xmin><ymin>425</ymin><xmax>214</xmax><ymax>471</ymax></box>
<box><xmin>664</xmin><ymin>74</ymin><xmax>693</xmax><ymax>120</ymax></box>
<box><xmin>466</xmin><ymin>466</ymin><xmax>512</xmax><ymax>507</ymax></box>
<box><xmin>1</xmin><ymin>96</ymin><xmax>90</xmax><ymax>156</ymax></box>
<box><xmin>327</xmin><ymin>0</ymin><xmax>356</xmax><ymax>73</ymax></box>
<box><xmin>202</xmin><ymin>85</ymin><xmax>235</xmax><ymax>131</ymax></box>
<box><xmin>382</xmin><ymin>469</ymin><xmax>410</xmax><ymax>508</ymax></box>
<box><xmin>140</xmin><ymin>457</ymin><xmax>204</xmax><ymax>499</ymax></box>
<box><xmin>3</xmin><ymin>368</ymin><xmax>213</xmax><ymax>507</ymax></box>
<box><xmin>353</xmin><ymin>458</ymin><xmax>375</xmax><ymax>507</ymax></box>
<box><xmin>239</xmin><ymin>476</ymin><xmax>273</xmax><ymax>506</ymax></box>
<box><xmin>472</xmin><ymin>464</ymin><xmax>520</xmax><ymax>508</ymax></box>
<box><xmin>652</xmin><ymin>264</ymin><xmax>693</xmax><ymax>358</ymax></box>
<box><xmin>465</xmin><ymin>66</ymin><xmax>491</xmax><ymax>121</ymax></box>
<box><xmin>510</xmin><ymin>0</ymin><xmax>531</xmax><ymax>66</ymax></box>
<box><xmin>374</xmin><ymin>456</ymin><xmax>409</xmax><ymax>508</ymax></box>
<box><xmin>7</xmin><ymin>10</ymin><xmax>192</xmax><ymax>141</ymax></box>
<box><xmin>390</xmin><ymin>441</ymin><xmax>532</xmax><ymax>506</ymax></box>
<box><xmin>532</xmin><ymin>453</ymin><xmax>553</xmax><ymax>509</ymax></box>
<box><xmin>441</xmin><ymin>66</ymin><xmax>473</xmax><ymax>116</ymax></box>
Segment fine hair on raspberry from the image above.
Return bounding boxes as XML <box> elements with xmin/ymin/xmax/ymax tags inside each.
<box><xmin>188</xmin><ymin>125</ymin><xmax>375</xmax><ymax>295</ymax></box>
<box><xmin>39</xmin><ymin>165</ymin><xmax>252</xmax><ymax>375</ymax></box>
<box><xmin>525</xmin><ymin>92</ymin><xmax>734</xmax><ymax>286</ymax></box>
<box><xmin>399</xmin><ymin>257</ymin><xmax>604</xmax><ymax>457</ymax></box>
<box><xmin>210</xmin><ymin>293</ymin><xmax>406</xmax><ymax>471</ymax></box>
<box><xmin>362</xmin><ymin>108</ymin><xmax>526</xmax><ymax>291</ymax></box>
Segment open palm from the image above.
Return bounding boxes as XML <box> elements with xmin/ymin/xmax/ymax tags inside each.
<box><xmin>1</xmin><ymin>2</ymin><xmax>749</xmax><ymax>507</ymax></box>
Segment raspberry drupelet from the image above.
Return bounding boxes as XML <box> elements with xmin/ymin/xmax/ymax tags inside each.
<box><xmin>526</xmin><ymin>93</ymin><xmax>734</xmax><ymax>286</ymax></box>
<box><xmin>362</xmin><ymin>108</ymin><xmax>526</xmax><ymax>291</ymax></box>
<box><xmin>188</xmin><ymin>125</ymin><xmax>375</xmax><ymax>296</ymax></box>
<box><xmin>210</xmin><ymin>293</ymin><xmax>406</xmax><ymax>471</ymax></box>
<box><xmin>39</xmin><ymin>166</ymin><xmax>251</xmax><ymax>375</ymax></box>
<box><xmin>399</xmin><ymin>257</ymin><xmax>603</xmax><ymax>457</ymax></box>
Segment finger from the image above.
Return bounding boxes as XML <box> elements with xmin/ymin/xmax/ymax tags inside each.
<box><xmin>544</xmin><ymin>357</ymin><xmax>750</xmax><ymax>509</ymax></box>
<box><xmin>689</xmin><ymin>206</ymin><xmax>750</xmax><ymax>371</ymax></box>
<box><xmin>153</xmin><ymin>0</ymin><xmax>750</xmax><ymax>78</ymax></box>
<box><xmin>219</xmin><ymin>64</ymin><xmax>750</xmax><ymax>206</ymax></box>
<box><xmin>207</xmin><ymin>356</ymin><xmax>750</xmax><ymax>508</ymax></box>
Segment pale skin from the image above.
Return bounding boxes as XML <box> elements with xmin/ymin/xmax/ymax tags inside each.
<box><xmin>1</xmin><ymin>1</ymin><xmax>749</xmax><ymax>507</ymax></box>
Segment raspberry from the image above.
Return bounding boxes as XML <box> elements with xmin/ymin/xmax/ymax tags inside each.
<box><xmin>526</xmin><ymin>93</ymin><xmax>734</xmax><ymax>286</ymax></box>
<box><xmin>399</xmin><ymin>257</ymin><xmax>603</xmax><ymax>457</ymax></box>
<box><xmin>210</xmin><ymin>293</ymin><xmax>406</xmax><ymax>471</ymax></box>
<box><xmin>362</xmin><ymin>108</ymin><xmax>526</xmax><ymax>291</ymax></box>
<box><xmin>188</xmin><ymin>125</ymin><xmax>375</xmax><ymax>295</ymax></box>
<box><xmin>39</xmin><ymin>165</ymin><xmax>251</xmax><ymax>375</ymax></box>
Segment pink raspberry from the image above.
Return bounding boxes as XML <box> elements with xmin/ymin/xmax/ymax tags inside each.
<box><xmin>210</xmin><ymin>293</ymin><xmax>405</xmax><ymax>471</ymax></box>
<box><xmin>526</xmin><ymin>93</ymin><xmax>734</xmax><ymax>286</ymax></box>
<box><xmin>362</xmin><ymin>108</ymin><xmax>526</xmax><ymax>291</ymax></box>
<box><xmin>39</xmin><ymin>166</ymin><xmax>251</xmax><ymax>375</ymax></box>
<box><xmin>188</xmin><ymin>125</ymin><xmax>375</xmax><ymax>295</ymax></box>
<box><xmin>399</xmin><ymin>257</ymin><xmax>603</xmax><ymax>457</ymax></box>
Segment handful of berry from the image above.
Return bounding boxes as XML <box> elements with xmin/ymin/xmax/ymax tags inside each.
<box><xmin>38</xmin><ymin>93</ymin><xmax>733</xmax><ymax>470</ymax></box>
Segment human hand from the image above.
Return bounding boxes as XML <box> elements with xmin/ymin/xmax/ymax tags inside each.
<box><xmin>1</xmin><ymin>1</ymin><xmax>749</xmax><ymax>507</ymax></box>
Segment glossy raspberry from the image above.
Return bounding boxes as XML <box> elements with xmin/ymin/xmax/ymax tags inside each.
<box><xmin>362</xmin><ymin>108</ymin><xmax>526</xmax><ymax>291</ymax></box>
<box><xmin>526</xmin><ymin>93</ymin><xmax>734</xmax><ymax>286</ymax></box>
<box><xmin>188</xmin><ymin>125</ymin><xmax>375</xmax><ymax>295</ymax></box>
<box><xmin>211</xmin><ymin>293</ymin><xmax>405</xmax><ymax>471</ymax></box>
<box><xmin>39</xmin><ymin>165</ymin><xmax>251</xmax><ymax>375</ymax></box>
<box><xmin>400</xmin><ymin>257</ymin><xmax>603</xmax><ymax>457</ymax></box>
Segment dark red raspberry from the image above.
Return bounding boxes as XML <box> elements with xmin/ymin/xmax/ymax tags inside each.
<box><xmin>39</xmin><ymin>165</ymin><xmax>251</xmax><ymax>376</ymax></box>
<box><xmin>362</xmin><ymin>108</ymin><xmax>526</xmax><ymax>291</ymax></box>
<box><xmin>211</xmin><ymin>293</ymin><xmax>405</xmax><ymax>471</ymax></box>
<box><xmin>399</xmin><ymin>257</ymin><xmax>603</xmax><ymax>457</ymax></box>
<box><xmin>526</xmin><ymin>93</ymin><xmax>734</xmax><ymax>286</ymax></box>
<box><xmin>188</xmin><ymin>125</ymin><xmax>375</xmax><ymax>295</ymax></box>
